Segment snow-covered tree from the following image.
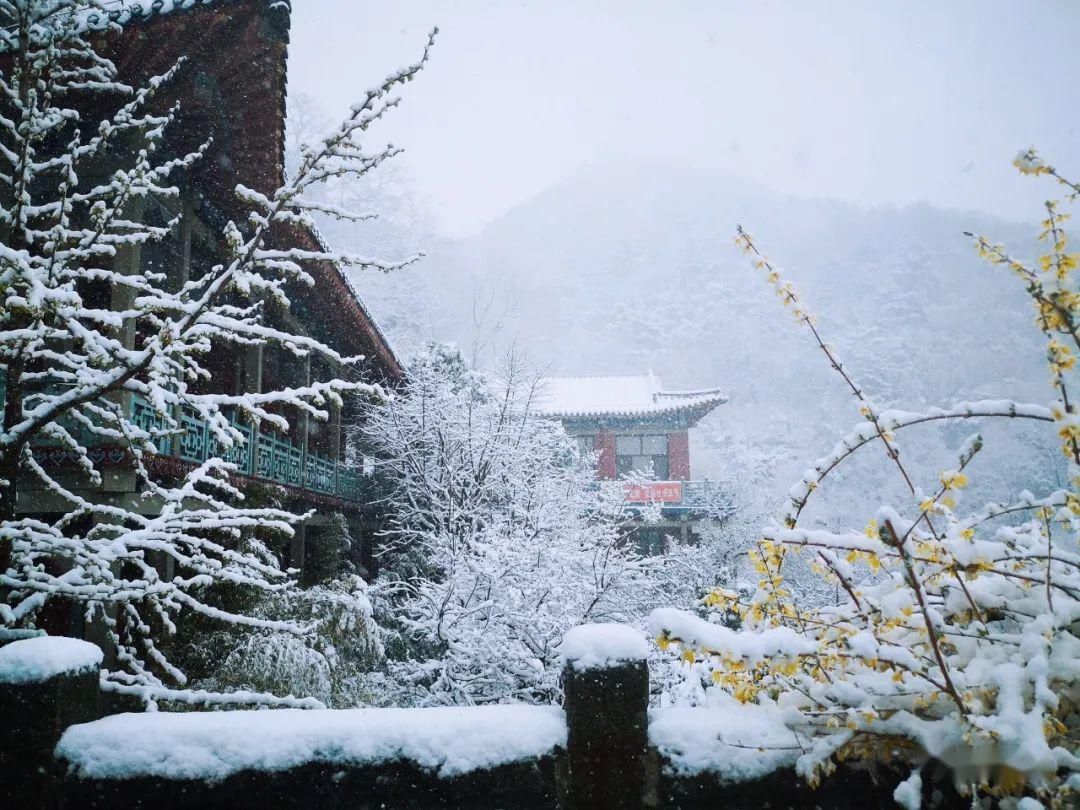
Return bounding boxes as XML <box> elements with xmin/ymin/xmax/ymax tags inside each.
<box><xmin>652</xmin><ymin>153</ymin><xmax>1080</xmax><ymax>806</ymax></box>
<box><xmin>176</xmin><ymin>510</ymin><xmax>385</xmax><ymax>709</ymax></box>
<box><xmin>187</xmin><ymin>571</ymin><xmax>383</xmax><ymax>709</ymax></box>
<box><xmin>0</xmin><ymin>0</ymin><xmax>433</xmax><ymax>705</ymax></box>
<box><xmin>284</xmin><ymin>91</ymin><xmax>444</xmax><ymax>358</ymax></box>
<box><xmin>359</xmin><ymin>343</ymin><xmax>674</xmax><ymax>705</ymax></box>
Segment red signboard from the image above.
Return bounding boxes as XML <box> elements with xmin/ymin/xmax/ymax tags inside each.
<box><xmin>624</xmin><ymin>481</ymin><xmax>683</xmax><ymax>503</ymax></box>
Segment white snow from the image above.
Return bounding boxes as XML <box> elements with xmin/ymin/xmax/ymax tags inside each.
<box><xmin>649</xmin><ymin>697</ymin><xmax>799</xmax><ymax>782</ymax></box>
<box><xmin>533</xmin><ymin>373</ymin><xmax>727</xmax><ymax>419</ymax></box>
<box><xmin>57</xmin><ymin>705</ymin><xmax>567</xmax><ymax>782</ymax></box>
<box><xmin>649</xmin><ymin>608</ymin><xmax>817</xmax><ymax>664</ymax></box>
<box><xmin>559</xmin><ymin>623</ymin><xmax>650</xmax><ymax>671</ymax></box>
<box><xmin>100</xmin><ymin>0</ymin><xmax>206</xmax><ymax>25</ymax></box>
<box><xmin>0</xmin><ymin>636</ymin><xmax>103</xmax><ymax>684</ymax></box>
<box><xmin>892</xmin><ymin>770</ymin><xmax>922</xmax><ymax>810</ymax></box>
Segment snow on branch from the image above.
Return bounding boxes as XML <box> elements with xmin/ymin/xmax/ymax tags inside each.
<box><xmin>652</xmin><ymin>159</ymin><xmax>1080</xmax><ymax>804</ymax></box>
<box><xmin>0</xmin><ymin>2</ymin><xmax>435</xmax><ymax>706</ymax></box>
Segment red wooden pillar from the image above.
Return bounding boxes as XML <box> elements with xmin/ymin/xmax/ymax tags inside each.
<box><xmin>668</xmin><ymin>431</ymin><xmax>690</xmax><ymax>480</ymax></box>
<box><xmin>594</xmin><ymin>431</ymin><xmax>616</xmax><ymax>480</ymax></box>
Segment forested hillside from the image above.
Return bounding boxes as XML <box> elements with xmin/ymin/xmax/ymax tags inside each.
<box><xmin>343</xmin><ymin>162</ymin><xmax>1060</xmax><ymax>535</ymax></box>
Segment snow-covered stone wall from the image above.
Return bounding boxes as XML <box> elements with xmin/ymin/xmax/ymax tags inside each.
<box><xmin>1</xmin><ymin>629</ymin><xmax>909</xmax><ymax>809</ymax></box>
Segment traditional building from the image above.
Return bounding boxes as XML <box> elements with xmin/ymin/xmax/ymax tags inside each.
<box><xmin>534</xmin><ymin>372</ymin><xmax>727</xmax><ymax>552</ymax></box>
<box><xmin>9</xmin><ymin>0</ymin><xmax>399</xmax><ymax>581</ymax></box>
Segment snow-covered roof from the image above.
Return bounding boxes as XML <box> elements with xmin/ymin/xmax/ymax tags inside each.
<box><xmin>534</xmin><ymin>372</ymin><xmax>727</xmax><ymax>421</ymax></box>
<box><xmin>96</xmin><ymin>0</ymin><xmax>269</xmax><ymax>26</ymax></box>
<box><xmin>304</xmin><ymin>220</ymin><xmax>403</xmax><ymax>379</ymax></box>
<box><xmin>60</xmin><ymin>0</ymin><xmax>403</xmax><ymax>379</ymax></box>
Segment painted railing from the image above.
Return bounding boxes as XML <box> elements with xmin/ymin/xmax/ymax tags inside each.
<box><xmin>127</xmin><ymin>395</ymin><xmax>363</xmax><ymax>501</ymax></box>
<box><xmin>0</xmin><ymin>373</ymin><xmax>363</xmax><ymax>502</ymax></box>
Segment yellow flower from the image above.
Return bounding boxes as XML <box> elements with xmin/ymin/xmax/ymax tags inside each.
<box><xmin>940</xmin><ymin>471</ymin><xmax>969</xmax><ymax>490</ymax></box>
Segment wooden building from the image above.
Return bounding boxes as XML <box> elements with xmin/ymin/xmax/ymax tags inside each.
<box><xmin>534</xmin><ymin>372</ymin><xmax>727</xmax><ymax>552</ymax></box>
<box><xmin>10</xmin><ymin>0</ymin><xmax>400</xmax><ymax>578</ymax></box>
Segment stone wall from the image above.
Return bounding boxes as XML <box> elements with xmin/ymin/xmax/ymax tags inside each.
<box><xmin>0</xmin><ymin>637</ymin><xmax>104</xmax><ymax>808</ymax></box>
<box><xmin>0</xmin><ymin>629</ymin><xmax>932</xmax><ymax>809</ymax></box>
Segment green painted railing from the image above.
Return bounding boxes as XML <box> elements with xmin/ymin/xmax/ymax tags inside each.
<box><xmin>0</xmin><ymin>377</ymin><xmax>361</xmax><ymax>501</ymax></box>
<box><xmin>128</xmin><ymin>395</ymin><xmax>363</xmax><ymax>501</ymax></box>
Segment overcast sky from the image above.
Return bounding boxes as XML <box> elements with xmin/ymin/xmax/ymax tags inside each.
<box><xmin>289</xmin><ymin>1</ymin><xmax>1080</xmax><ymax>237</ymax></box>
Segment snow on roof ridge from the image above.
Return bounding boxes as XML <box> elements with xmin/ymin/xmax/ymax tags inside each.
<box><xmin>533</xmin><ymin>373</ymin><xmax>727</xmax><ymax>420</ymax></box>
<box><xmin>657</xmin><ymin>387</ymin><xmax>726</xmax><ymax>398</ymax></box>
<box><xmin>95</xmin><ymin>0</ymin><xmax>272</xmax><ymax>25</ymax></box>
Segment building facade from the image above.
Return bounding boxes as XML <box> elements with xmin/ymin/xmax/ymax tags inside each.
<box><xmin>534</xmin><ymin>372</ymin><xmax>727</xmax><ymax>552</ymax></box>
<box><xmin>7</xmin><ymin>0</ymin><xmax>399</xmax><ymax>584</ymax></box>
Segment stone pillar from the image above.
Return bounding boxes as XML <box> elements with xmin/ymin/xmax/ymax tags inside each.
<box><xmin>0</xmin><ymin>636</ymin><xmax>104</xmax><ymax>808</ymax></box>
<box><xmin>560</xmin><ymin>623</ymin><xmax>650</xmax><ymax>810</ymax></box>
<box><xmin>299</xmin><ymin>354</ymin><xmax>311</xmax><ymax>452</ymax></box>
<box><xmin>244</xmin><ymin>345</ymin><xmax>264</xmax><ymax>395</ymax></box>
<box><xmin>110</xmin><ymin>197</ymin><xmax>144</xmax><ymax>353</ymax></box>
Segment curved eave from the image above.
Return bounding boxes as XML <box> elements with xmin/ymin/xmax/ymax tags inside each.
<box><xmin>536</xmin><ymin>394</ymin><xmax>729</xmax><ymax>425</ymax></box>
<box><xmin>302</xmin><ymin>222</ymin><xmax>403</xmax><ymax>381</ymax></box>
<box><xmin>94</xmin><ymin>0</ymin><xmax>400</xmax><ymax>381</ymax></box>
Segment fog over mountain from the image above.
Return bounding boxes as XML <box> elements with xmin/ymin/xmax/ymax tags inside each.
<box><xmin>340</xmin><ymin>162</ymin><xmax>1060</xmax><ymax>529</ymax></box>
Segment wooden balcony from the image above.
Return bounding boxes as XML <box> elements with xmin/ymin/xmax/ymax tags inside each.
<box><xmin>5</xmin><ymin>378</ymin><xmax>364</xmax><ymax>505</ymax></box>
<box><xmin>128</xmin><ymin>395</ymin><xmax>362</xmax><ymax>501</ymax></box>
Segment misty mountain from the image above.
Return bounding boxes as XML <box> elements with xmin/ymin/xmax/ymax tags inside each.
<box><xmin>347</xmin><ymin>163</ymin><xmax>1060</xmax><ymax>525</ymax></box>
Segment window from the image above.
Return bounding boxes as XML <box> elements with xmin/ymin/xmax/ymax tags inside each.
<box><xmin>615</xmin><ymin>434</ymin><xmax>669</xmax><ymax>479</ymax></box>
<box><xmin>641</xmin><ymin>434</ymin><xmax>667</xmax><ymax>455</ymax></box>
<box><xmin>575</xmin><ymin>435</ymin><xmax>594</xmax><ymax>456</ymax></box>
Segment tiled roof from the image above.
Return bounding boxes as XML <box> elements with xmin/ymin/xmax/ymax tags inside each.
<box><xmin>102</xmin><ymin>0</ymin><xmax>400</xmax><ymax>378</ymax></box>
<box><xmin>534</xmin><ymin>372</ymin><xmax>727</xmax><ymax>420</ymax></box>
<box><xmin>97</xmin><ymin>0</ymin><xmax>268</xmax><ymax>26</ymax></box>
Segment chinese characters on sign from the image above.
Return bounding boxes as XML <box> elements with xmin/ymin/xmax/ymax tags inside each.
<box><xmin>624</xmin><ymin>481</ymin><xmax>683</xmax><ymax>503</ymax></box>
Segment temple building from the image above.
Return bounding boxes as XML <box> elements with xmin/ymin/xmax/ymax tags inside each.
<box><xmin>534</xmin><ymin>372</ymin><xmax>728</xmax><ymax>553</ymax></box>
<box><xmin>6</xmin><ymin>0</ymin><xmax>399</xmax><ymax>586</ymax></box>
